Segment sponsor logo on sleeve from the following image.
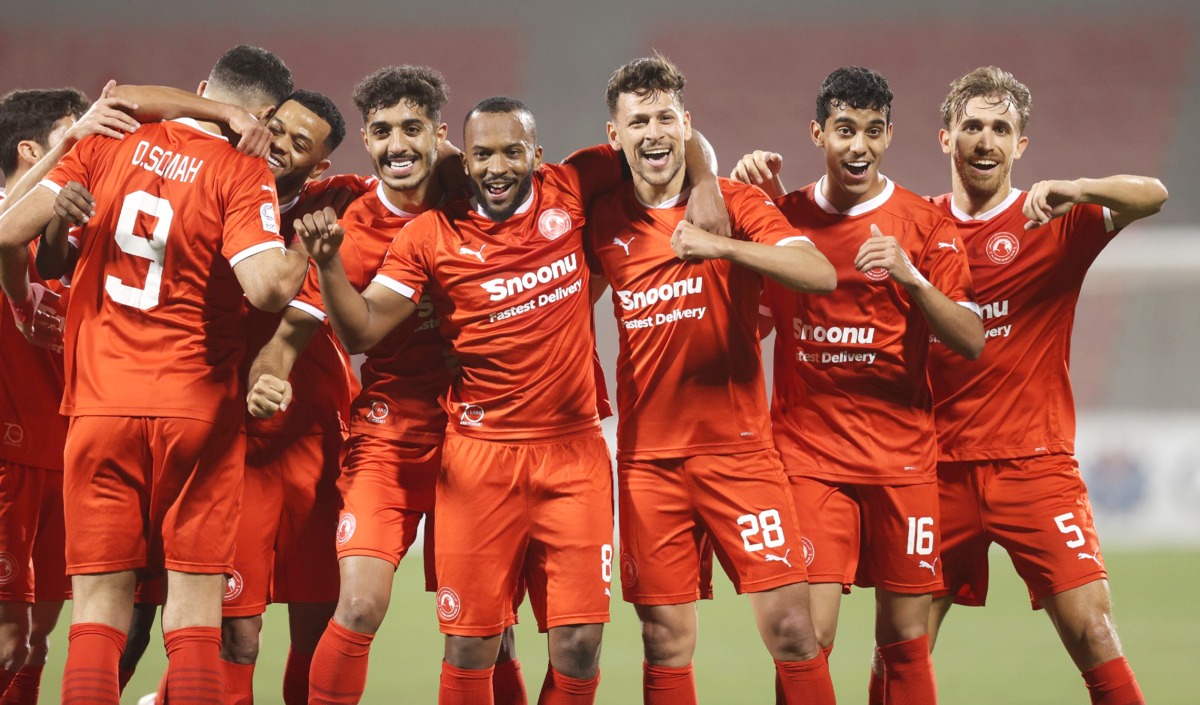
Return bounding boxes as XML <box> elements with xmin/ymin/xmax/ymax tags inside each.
<box><xmin>260</xmin><ymin>203</ymin><xmax>279</xmax><ymax>234</ymax></box>
<box><xmin>800</xmin><ymin>537</ymin><xmax>815</xmax><ymax>567</ymax></box>
<box><xmin>336</xmin><ymin>514</ymin><xmax>357</xmax><ymax>545</ymax></box>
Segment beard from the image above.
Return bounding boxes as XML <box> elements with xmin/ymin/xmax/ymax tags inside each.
<box><xmin>470</xmin><ymin>172</ymin><xmax>535</xmax><ymax>222</ymax></box>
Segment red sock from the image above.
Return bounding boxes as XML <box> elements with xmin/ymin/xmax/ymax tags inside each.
<box><xmin>643</xmin><ymin>662</ymin><xmax>696</xmax><ymax>705</ymax></box>
<box><xmin>0</xmin><ymin>665</ymin><xmax>43</xmax><ymax>705</ymax></box>
<box><xmin>878</xmin><ymin>635</ymin><xmax>936</xmax><ymax>705</ymax></box>
<box><xmin>118</xmin><ymin>668</ymin><xmax>137</xmax><ymax>693</ymax></box>
<box><xmin>536</xmin><ymin>667</ymin><xmax>598</xmax><ymax>705</ymax></box>
<box><xmin>868</xmin><ymin>648</ymin><xmax>884</xmax><ymax>705</ymax></box>
<box><xmin>309</xmin><ymin>620</ymin><xmax>375</xmax><ymax>705</ymax></box>
<box><xmin>62</xmin><ymin>623</ymin><xmax>126</xmax><ymax>705</ymax></box>
<box><xmin>1083</xmin><ymin>657</ymin><xmax>1145</xmax><ymax>705</ymax></box>
<box><xmin>221</xmin><ymin>659</ymin><xmax>255</xmax><ymax>705</ymax></box>
<box><xmin>283</xmin><ymin>647</ymin><xmax>313</xmax><ymax>705</ymax></box>
<box><xmin>440</xmin><ymin>662</ymin><xmax>494</xmax><ymax>705</ymax></box>
<box><xmin>821</xmin><ymin>644</ymin><xmax>834</xmax><ymax>662</ymax></box>
<box><xmin>492</xmin><ymin>658</ymin><xmax>527</xmax><ymax>705</ymax></box>
<box><xmin>162</xmin><ymin>627</ymin><xmax>222</xmax><ymax>705</ymax></box>
<box><xmin>0</xmin><ymin>670</ymin><xmax>15</xmax><ymax>699</ymax></box>
<box><xmin>774</xmin><ymin>653</ymin><xmax>835</xmax><ymax>705</ymax></box>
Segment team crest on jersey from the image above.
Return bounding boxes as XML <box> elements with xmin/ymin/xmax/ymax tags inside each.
<box><xmin>337</xmin><ymin>514</ymin><xmax>357</xmax><ymax>545</ymax></box>
<box><xmin>2</xmin><ymin>423</ymin><xmax>23</xmax><ymax>446</ymax></box>
<box><xmin>538</xmin><ymin>208</ymin><xmax>572</xmax><ymax>240</ymax></box>
<box><xmin>224</xmin><ymin>570</ymin><xmax>244</xmax><ymax>601</ymax></box>
<box><xmin>0</xmin><ymin>552</ymin><xmax>18</xmax><ymax>585</ymax></box>
<box><xmin>620</xmin><ymin>553</ymin><xmax>638</xmax><ymax>589</ymax></box>
<box><xmin>800</xmin><ymin>537</ymin><xmax>815</xmax><ymax>567</ymax></box>
<box><xmin>460</xmin><ymin>404</ymin><xmax>485</xmax><ymax>427</ymax></box>
<box><xmin>864</xmin><ymin>267</ymin><xmax>890</xmax><ymax>282</ymax></box>
<box><xmin>437</xmin><ymin>587</ymin><xmax>462</xmax><ymax>621</ymax></box>
<box><xmin>260</xmin><ymin>202</ymin><xmax>279</xmax><ymax>234</ymax></box>
<box><xmin>985</xmin><ymin>232</ymin><xmax>1019</xmax><ymax>264</ymax></box>
<box><xmin>366</xmin><ymin>402</ymin><xmax>389</xmax><ymax>424</ymax></box>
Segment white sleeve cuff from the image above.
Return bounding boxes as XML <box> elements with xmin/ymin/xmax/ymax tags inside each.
<box><xmin>957</xmin><ymin>300</ymin><xmax>982</xmax><ymax>317</ymax></box>
<box><xmin>287</xmin><ymin>299</ymin><xmax>326</xmax><ymax>322</ymax></box>
<box><xmin>373</xmin><ymin>274</ymin><xmax>417</xmax><ymax>300</ymax></box>
<box><xmin>758</xmin><ymin>304</ymin><xmax>773</xmax><ymax>317</ymax></box>
<box><xmin>776</xmin><ymin>235</ymin><xmax>814</xmax><ymax>247</ymax></box>
<box><xmin>228</xmin><ymin>241</ymin><xmax>286</xmax><ymax>268</ymax></box>
<box><xmin>1102</xmin><ymin>206</ymin><xmax>1115</xmax><ymax>233</ymax></box>
<box><xmin>37</xmin><ymin>179</ymin><xmax>63</xmax><ymax>196</ymax></box>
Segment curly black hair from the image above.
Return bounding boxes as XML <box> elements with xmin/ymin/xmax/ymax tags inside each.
<box><xmin>815</xmin><ymin>66</ymin><xmax>893</xmax><ymax>127</ymax></box>
<box><xmin>283</xmin><ymin>89</ymin><xmax>346</xmax><ymax>152</ymax></box>
<box><xmin>352</xmin><ymin>66</ymin><xmax>449</xmax><ymax>124</ymax></box>
<box><xmin>0</xmin><ymin>88</ymin><xmax>89</xmax><ymax>176</ymax></box>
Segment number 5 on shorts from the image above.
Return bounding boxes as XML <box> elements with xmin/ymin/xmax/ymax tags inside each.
<box><xmin>737</xmin><ymin>509</ymin><xmax>785</xmax><ymax>552</ymax></box>
<box><xmin>1054</xmin><ymin>512</ymin><xmax>1086</xmax><ymax>548</ymax></box>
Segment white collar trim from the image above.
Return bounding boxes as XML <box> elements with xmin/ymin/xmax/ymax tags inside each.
<box><xmin>815</xmin><ymin>175</ymin><xmax>894</xmax><ymax>216</ymax></box>
<box><xmin>376</xmin><ymin>181</ymin><xmax>421</xmax><ymax>218</ymax></box>
<box><xmin>635</xmin><ymin>186</ymin><xmax>691</xmax><ymax>210</ymax></box>
<box><xmin>950</xmin><ymin>187</ymin><xmax>1023</xmax><ymax>222</ymax></box>
<box><xmin>171</xmin><ymin>117</ymin><xmax>228</xmax><ymax>141</ymax></box>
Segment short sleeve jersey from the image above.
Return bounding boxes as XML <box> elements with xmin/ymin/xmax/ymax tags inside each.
<box><xmin>244</xmin><ymin>175</ymin><xmax>375</xmax><ymax>437</ymax></box>
<box><xmin>927</xmin><ymin>189</ymin><xmax>1117</xmax><ymax>462</ymax></box>
<box><xmin>766</xmin><ymin>177</ymin><xmax>976</xmax><ymax>485</ymax></box>
<box><xmin>42</xmin><ymin>119</ymin><xmax>285</xmax><ymax>423</ymax></box>
<box><xmin>373</xmin><ymin>145</ymin><xmax>624</xmax><ymax>441</ymax></box>
<box><xmin>0</xmin><ymin>191</ymin><xmax>69</xmax><ymax>469</ymax></box>
<box><xmin>587</xmin><ymin>178</ymin><xmax>811</xmax><ymax>461</ymax></box>
<box><xmin>292</xmin><ymin>180</ymin><xmax>451</xmax><ymax>443</ymax></box>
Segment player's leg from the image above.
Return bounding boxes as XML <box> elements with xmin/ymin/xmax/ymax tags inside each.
<box><xmin>1</xmin><ymin>600</ymin><xmax>63</xmax><ymax>705</ymax></box>
<box><xmin>1040</xmin><ymin>581</ymin><xmax>1143</xmax><ymax>704</ymax></box>
<box><xmin>492</xmin><ymin>625</ymin><xmax>527</xmax><ymax>705</ymax></box>
<box><xmin>119</xmin><ymin>597</ymin><xmax>159</xmax><ymax>691</ymax></box>
<box><xmin>0</xmin><ymin>461</ymin><xmax>43</xmax><ymax>691</ymax></box>
<box><xmin>0</xmin><ymin>602</ymin><xmax>30</xmax><ymax>695</ymax></box>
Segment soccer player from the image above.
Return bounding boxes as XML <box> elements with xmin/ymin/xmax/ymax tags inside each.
<box><xmin>298</xmin><ymin>94</ymin><xmax>726</xmax><ymax>704</ymax></box>
<box><xmin>220</xmin><ymin>88</ymin><xmax>363</xmax><ymax>705</ymax></box>
<box><xmin>0</xmin><ymin>45</ymin><xmax>310</xmax><ymax>705</ymax></box>
<box><xmin>586</xmin><ymin>56</ymin><xmax>838</xmax><ymax>705</ymax></box>
<box><xmin>0</xmin><ymin>84</ymin><xmax>141</xmax><ymax>705</ymax></box>
<box><xmin>732</xmin><ymin>66</ymin><xmax>984</xmax><ymax>704</ymax></box>
<box><xmin>924</xmin><ymin>66</ymin><xmax>1167</xmax><ymax>705</ymax></box>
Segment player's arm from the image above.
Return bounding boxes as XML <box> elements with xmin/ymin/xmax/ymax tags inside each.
<box><xmin>296</xmin><ymin>213</ymin><xmax>416</xmax><ymax>353</ymax></box>
<box><xmin>730</xmin><ymin>150</ymin><xmax>788</xmax><ymax>200</ymax></box>
<box><xmin>1023</xmin><ymin>176</ymin><xmax>1168</xmax><ymax>231</ymax></box>
<box><xmin>670</xmin><ymin>220</ymin><xmax>835</xmax><ymax>294</ymax></box>
<box><xmin>0</xmin><ymin>188</ymin><xmax>65</xmax><ymax>347</ymax></box>
<box><xmin>246</xmin><ymin>306</ymin><xmax>321</xmax><ymax>418</ymax></box>
<box><xmin>855</xmin><ymin>224</ymin><xmax>984</xmax><ymax>360</ymax></box>
<box><xmin>108</xmin><ymin>84</ymin><xmax>271</xmax><ymax>157</ymax></box>
<box><xmin>35</xmin><ymin>182</ymin><xmax>92</xmax><ymax>280</ymax></box>
<box><xmin>681</xmin><ymin>130</ymin><xmax>731</xmax><ymax>238</ymax></box>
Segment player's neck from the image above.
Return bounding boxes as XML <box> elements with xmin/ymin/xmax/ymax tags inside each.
<box><xmin>951</xmin><ymin>172</ymin><xmax>1013</xmax><ymax>218</ymax></box>
<box><xmin>821</xmin><ymin>172</ymin><xmax>886</xmax><ymax>213</ymax></box>
<box><xmin>633</xmin><ymin>169</ymin><xmax>687</xmax><ymax>208</ymax></box>
<box><xmin>383</xmin><ymin>177</ymin><xmax>441</xmax><ymax>215</ymax></box>
<box><xmin>6</xmin><ymin>165</ymin><xmax>31</xmax><ymax>187</ymax></box>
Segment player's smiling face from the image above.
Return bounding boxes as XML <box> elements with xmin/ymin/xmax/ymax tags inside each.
<box><xmin>362</xmin><ymin>100</ymin><xmax>447</xmax><ymax>193</ymax></box>
<box><xmin>607</xmin><ymin>89</ymin><xmax>691</xmax><ymax>193</ymax></box>
<box><xmin>941</xmin><ymin>95</ymin><xmax>1028</xmax><ymax>200</ymax></box>
<box><xmin>464</xmin><ymin>110</ymin><xmax>542</xmax><ymax>222</ymax></box>
<box><xmin>811</xmin><ymin>103</ymin><xmax>892</xmax><ymax>211</ymax></box>
<box><xmin>267</xmin><ymin>100</ymin><xmax>333</xmax><ymax>199</ymax></box>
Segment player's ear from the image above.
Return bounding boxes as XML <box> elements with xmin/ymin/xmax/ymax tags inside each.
<box><xmin>196</xmin><ymin>80</ymin><xmax>207</xmax><ymax>97</ymax></box>
<box><xmin>682</xmin><ymin>110</ymin><xmax>692</xmax><ymax>142</ymax></box>
<box><xmin>533</xmin><ymin>145</ymin><xmax>544</xmax><ymax>169</ymax></box>
<box><xmin>436</xmin><ymin>122</ymin><xmax>449</xmax><ymax>146</ymax></box>
<box><xmin>309</xmin><ymin>158</ymin><xmax>331</xmax><ymax>182</ymax></box>
<box><xmin>257</xmin><ymin>105</ymin><xmax>276</xmax><ymax>122</ymax></box>
<box><xmin>809</xmin><ymin>120</ymin><xmax>824</xmax><ymax>148</ymax></box>
<box><xmin>1014</xmin><ymin>134</ymin><xmax>1029</xmax><ymax>160</ymax></box>
<box><xmin>606</xmin><ymin>121</ymin><xmax>620</xmax><ymax>151</ymax></box>
<box><xmin>884</xmin><ymin>122</ymin><xmax>893</xmax><ymax>148</ymax></box>
<box><xmin>938</xmin><ymin>129</ymin><xmax>951</xmax><ymax>155</ymax></box>
<box><xmin>15</xmin><ymin>140</ymin><xmax>43</xmax><ymax>168</ymax></box>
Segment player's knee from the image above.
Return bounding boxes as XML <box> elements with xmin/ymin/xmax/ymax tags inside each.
<box><xmin>0</xmin><ymin>636</ymin><xmax>30</xmax><ymax>673</ymax></box>
<box><xmin>639</xmin><ymin>618</ymin><xmax>695</xmax><ymax>666</ymax></box>
<box><xmin>219</xmin><ymin>617</ymin><xmax>262</xmax><ymax>664</ymax></box>
<box><xmin>24</xmin><ymin>634</ymin><xmax>51</xmax><ymax>667</ymax></box>
<box><xmin>762</xmin><ymin>607</ymin><xmax>821</xmax><ymax>661</ymax></box>
<box><xmin>1074</xmin><ymin>612</ymin><xmax>1123</xmax><ymax>663</ymax></box>
<box><xmin>334</xmin><ymin>593</ymin><xmax>388</xmax><ymax>634</ymax></box>
<box><xmin>444</xmin><ymin>635</ymin><xmax>499</xmax><ymax>670</ymax></box>
<box><xmin>549</xmin><ymin>624</ymin><xmax>603</xmax><ymax>678</ymax></box>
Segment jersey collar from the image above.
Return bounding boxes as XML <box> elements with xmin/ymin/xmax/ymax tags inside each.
<box><xmin>634</xmin><ymin>186</ymin><xmax>691</xmax><ymax>210</ymax></box>
<box><xmin>949</xmin><ymin>187</ymin><xmax>1023</xmax><ymax>222</ymax></box>
<box><xmin>376</xmin><ymin>181</ymin><xmax>422</xmax><ymax>218</ymax></box>
<box><xmin>815</xmin><ymin>175</ymin><xmax>894</xmax><ymax>216</ymax></box>
<box><xmin>171</xmin><ymin>117</ymin><xmax>229</xmax><ymax>141</ymax></box>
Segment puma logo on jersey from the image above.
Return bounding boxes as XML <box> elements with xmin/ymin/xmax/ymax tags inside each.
<box><xmin>261</xmin><ymin>184</ymin><xmax>275</xmax><ymax>192</ymax></box>
<box><xmin>764</xmin><ymin>550</ymin><xmax>792</xmax><ymax>568</ymax></box>
<box><xmin>938</xmin><ymin>238</ymin><xmax>958</xmax><ymax>252</ymax></box>
<box><xmin>1077</xmin><ymin>551</ymin><xmax>1103</xmax><ymax>567</ymax></box>
<box><xmin>459</xmin><ymin>244</ymin><xmax>486</xmax><ymax>263</ymax></box>
<box><xmin>918</xmin><ymin>558</ymin><xmax>939</xmax><ymax>575</ymax></box>
<box><xmin>613</xmin><ymin>236</ymin><xmax>635</xmax><ymax>256</ymax></box>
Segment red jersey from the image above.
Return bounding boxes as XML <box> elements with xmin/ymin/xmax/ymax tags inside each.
<box><xmin>244</xmin><ymin>175</ymin><xmax>374</xmax><ymax>437</ymax></box>
<box><xmin>766</xmin><ymin>178</ymin><xmax>977</xmax><ymax>485</ymax></box>
<box><xmin>374</xmin><ymin>145</ymin><xmax>623</xmax><ymax>441</ymax></box>
<box><xmin>43</xmin><ymin>118</ymin><xmax>285</xmax><ymax>424</ymax></box>
<box><xmin>587</xmin><ymin>178</ymin><xmax>811</xmax><ymax>461</ymax></box>
<box><xmin>927</xmin><ymin>189</ymin><xmax>1116</xmax><ymax>461</ymax></box>
<box><xmin>0</xmin><ymin>191</ymin><xmax>69</xmax><ymax>469</ymax></box>
<box><xmin>293</xmin><ymin>180</ymin><xmax>451</xmax><ymax>443</ymax></box>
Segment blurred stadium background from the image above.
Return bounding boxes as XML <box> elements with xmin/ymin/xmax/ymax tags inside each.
<box><xmin>3</xmin><ymin>0</ymin><xmax>1197</xmax><ymax>702</ymax></box>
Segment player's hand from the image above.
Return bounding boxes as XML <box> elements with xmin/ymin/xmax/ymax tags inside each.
<box><xmin>228</xmin><ymin>110</ymin><xmax>271</xmax><ymax>159</ymax></box>
<box><xmin>306</xmin><ymin>185</ymin><xmax>359</xmax><ymax>217</ymax></box>
<box><xmin>731</xmin><ymin>150</ymin><xmax>782</xmax><ymax>185</ymax></box>
<box><xmin>295</xmin><ymin>207</ymin><xmax>345</xmax><ymax>266</ymax></box>
<box><xmin>854</xmin><ymin>224</ymin><xmax>923</xmax><ymax>288</ymax></box>
<box><xmin>247</xmin><ymin>373</ymin><xmax>293</xmax><ymax>417</ymax></box>
<box><xmin>671</xmin><ymin>220</ymin><xmax>729</xmax><ymax>261</ymax></box>
<box><xmin>52</xmin><ymin>182</ymin><xmax>96</xmax><ymax>226</ymax></box>
<box><xmin>1023</xmin><ymin>179</ymin><xmax>1083</xmax><ymax>230</ymax></box>
<box><xmin>64</xmin><ymin>80</ymin><xmax>140</xmax><ymax>146</ymax></box>
<box><xmin>8</xmin><ymin>283</ymin><xmax>65</xmax><ymax>352</ymax></box>
<box><xmin>684</xmin><ymin>178</ymin><xmax>731</xmax><ymax>239</ymax></box>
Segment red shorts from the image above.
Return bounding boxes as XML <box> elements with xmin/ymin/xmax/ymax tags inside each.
<box><xmin>336</xmin><ymin>434</ymin><xmax>438</xmax><ymax>591</ymax></box>
<box><xmin>223</xmin><ymin>431</ymin><xmax>343</xmax><ymax>617</ymax></box>
<box><xmin>619</xmin><ymin>450</ymin><xmax>805</xmax><ymax>605</ymax></box>
<box><xmin>0</xmin><ymin>462</ymin><xmax>71</xmax><ymax>602</ymax></box>
<box><xmin>434</xmin><ymin>431</ymin><xmax>613</xmax><ymax>636</ymax></box>
<box><xmin>936</xmin><ymin>454</ymin><xmax>1106</xmax><ymax>609</ymax></box>
<box><xmin>788</xmin><ymin>477</ymin><xmax>942</xmax><ymax>594</ymax></box>
<box><xmin>63</xmin><ymin>416</ymin><xmax>243</xmax><ymax>575</ymax></box>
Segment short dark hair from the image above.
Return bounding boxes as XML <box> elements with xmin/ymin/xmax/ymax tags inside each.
<box><xmin>283</xmin><ymin>89</ymin><xmax>346</xmax><ymax>153</ymax></box>
<box><xmin>605</xmin><ymin>54</ymin><xmax>686</xmax><ymax>115</ymax></box>
<box><xmin>464</xmin><ymin>96</ymin><xmax>535</xmax><ymax>139</ymax></box>
<box><xmin>0</xmin><ymin>88</ymin><xmax>89</xmax><ymax>177</ymax></box>
<box><xmin>941</xmin><ymin>66</ymin><xmax>1031</xmax><ymax>133</ymax></box>
<box><xmin>815</xmin><ymin>66</ymin><xmax>893</xmax><ymax>127</ymax></box>
<box><xmin>352</xmin><ymin>66</ymin><xmax>449</xmax><ymax>123</ymax></box>
<box><xmin>207</xmin><ymin>45</ymin><xmax>293</xmax><ymax>106</ymax></box>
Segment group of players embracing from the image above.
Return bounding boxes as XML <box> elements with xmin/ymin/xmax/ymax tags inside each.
<box><xmin>0</xmin><ymin>42</ymin><xmax>1167</xmax><ymax>705</ymax></box>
